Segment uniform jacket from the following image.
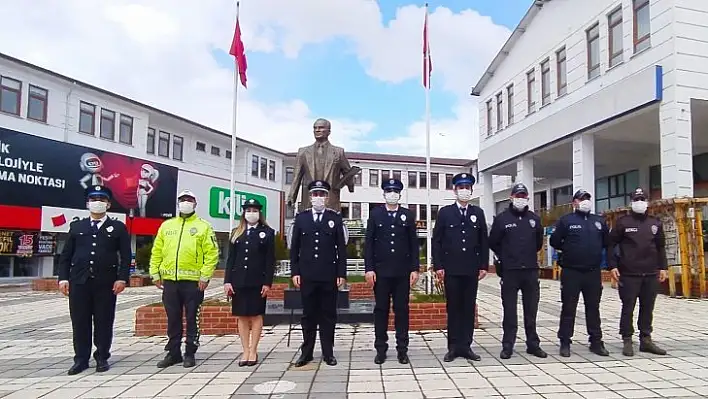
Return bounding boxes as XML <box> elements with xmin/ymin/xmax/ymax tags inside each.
<box><xmin>224</xmin><ymin>224</ymin><xmax>276</xmax><ymax>289</ymax></box>
<box><xmin>364</xmin><ymin>205</ymin><xmax>419</xmax><ymax>277</ymax></box>
<box><xmin>58</xmin><ymin>217</ymin><xmax>131</xmax><ymax>284</ymax></box>
<box><xmin>550</xmin><ymin>210</ymin><xmax>610</xmax><ymax>270</ymax></box>
<box><xmin>289</xmin><ymin>208</ymin><xmax>347</xmax><ymax>282</ymax></box>
<box><xmin>432</xmin><ymin>203</ymin><xmax>489</xmax><ymax>275</ymax></box>
<box><xmin>149</xmin><ymin>213</ymin><xmax>219</xmax><ymax>282</ymax></box>
<box><xmin>608</xmin><ymin>212</ymin><xmax>668</xmax><ymax>275</ymax></box>
<box><xmin>488</xmin><ymin>205</ymin><xmax>543</xmax><ymax>271</ymax></box>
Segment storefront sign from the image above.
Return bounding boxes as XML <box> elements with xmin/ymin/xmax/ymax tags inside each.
<box><xmin>0</xmin><ymin>128</ymin><xmax>178</xmax><ymax>218</ymax></box>
<box><xmin>209</xmin><ymin>187</ymin><xmax>268</xmax><ymax>219</ymax></box>
<box><xmin>0</xmin><ymin>230</ymin><xmax>57</xmax><ymax>256</ymax></box>
<box><xmin>40</xmin><ymin>206</ymin><xmax>127</xmax><ymax>233</ymax></box>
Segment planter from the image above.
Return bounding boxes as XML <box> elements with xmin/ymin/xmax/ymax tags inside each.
<box><xmin>32</xmin><ymin>277</ymin><xmax>59</xmax><ymax>292</ymax></box>
<box><xmin>389</xmin><ymin>303</ymin><xmax>479</xmax><ymax>331</ymax></box>
<box><xmin>129</xmin><ymin>275</ymin><xmax>153</xmax><ymax>287</ymax></box>
<box><xmin>267</xmin><ymin>283</ymin><xmax>289</xmax><ymax>300</ymax></box>
<box><xmin>538</xmin><ymin>268</ymin><xmax>555</xmax><ymax>280</ymax></box>
<box><xmin>135</xmin><ymin>303</ymin><xmax>237</xmax><ymax>336</ymax></box>
<box><xmin>283</xmin><ymin>288</ymin><xmax>350</xmax><ymax>310</ymax></box>
<box><xmin>349</xmin><ymin>282</ymin><xmax>374</xmax><ymax>300</ymax></box>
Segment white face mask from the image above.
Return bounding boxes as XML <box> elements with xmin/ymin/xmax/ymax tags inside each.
<box><xmin>631</xmin><ymin>200</ymin><xmax>648</xmax><ymax>214</ymax></box>
<box><xmin>87</xmin><ymin>201</ymin><xmax>108</xmax><ymax>214</ymax></box>
<box><xmin>456</xmin><ymin>189</ymin><xmax>472</xmax><ymax>202</ymax></box>
<box><xmin>578</xmin><ymin>199</ymin><xmax>592</xmax><ymax>213</ymax></box>
<box><xmin>244</xmin><ymin>211</ymin><xmax>259</xmax><ymax>224</ymax></box>
<box><xmin>311</xmin><ymin>196</ymin><xmax>326</xmax><ymax>211</ymax></box>
<box><xmin>384</xmin><ymin>192</ymin><xmax>401</xmax><ymax>205</ymax></box>
<box><xmin>178</xmin><ymin>201</ymin><xmax>195</xmax><ymax>214</ymax></box>
<box><xmin>512</xmin><ymin>197</ymin><xmax>529</xmax><ymax>210</ymax></box>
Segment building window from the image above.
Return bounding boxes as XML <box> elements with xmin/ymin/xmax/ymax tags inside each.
<box><xmin>352</xmin><ymin>202</ymin><xmax>362</xmax><ymax>219</ymax></box>
<box><xmin>146</xmin><ymin>127</ymin><xmax>155</xmax><ymax>154</ymax></box>
<box><xmin>552</xmin><ymin>185</ymin><xmax>572</xmax><ymax>206</ymax></box>
<box><xmin>225</xmin><ymin>150</ymin><xmax>232</xmax><ymax>159</ymax></box>
<box><xmin>286</xmin><ymin>204</ymin><xmax>295</xmax><ymax>219</ymax></box>
<box><xmin>211</xmin><ymin>146</ymin><xmax>220</xmax><ymax>156</ymax></box>
<box><xmin>99</xmin><ymin>109</ymin><xmax>115</xmax><ymax>140</ymax></box>
<box><xmin>196</xmin><ymin>142</ymin><xmax>206</xmax><ymax>152</ymax></box>
<box><xmin>0</xmin><ymin>76</ymin><xmax>21</xmax><ymax>115</ymax></box>
<box><xmin>382</xmin><ymin>170</ymin><xmax>390</xmax><ymax>182</ymax></box>
<box><xmin>78</xmin><ymin>101</ymin><xmax>96</xmax><ymax>135</ymax></box>
<box><xmin>268</xmin><ymin>160</ymin><xmax>276</xmax><ymax>181</ymax></box>
<box><xmin>285</xmin><ymin>167</ymin><xmax>294</xmax><ymax>184</ymax></box>
<box><xmin>119</xmin><ymin>115</ymin><xmax>133</xmax><ymax>145</ymax></box>
<box><xmin>27</xmin><ymin>85</ymin><xmax>48</xmax><ymax>122</ymax></box>
<box><xmin>595</xmin><ymin>170</ymin><xmax>639</xmax><ymax>213</ymax></box>
<box><xmin>527</xmin><ymin>69</ymin><xmax>536</xmax><ymax>113</ymax></box>
<box><xmin>445</xmin><ymin>173</ymin><xmax>453</xmax><ymax>190</ymax></box>
<box><xmin>556</xmin><ymin>47</ymin><xmax>567</xmax><ymax>96</ymax></box>
<box><xmin>634</xmin><ymin>0</ymin><xmax>650</xmax><ymax>52</ymax></box>
<box><xmin>260</xmin><ymin>157</ymin><xmax>267</xmax><ymax>179</ymax></box>
<box><xmin>408</xmin><ymin>171</ymin><xmax>417</xmax><ymax>188</ymax></box>
<box><xmin>587</xmin><ymin>23</ymin><xmax>600</xmax><ymax>79</ymax></box>
<box><xmin>430</xmin><ymin>173</ymin><xmax>439</xmax><ymax>190</ymax></box>
<box><xmin>158</xmin><ymin>131</ymin><xmax>170</xmax><ymax>157</ymax></box>
<box><xmin>540</xmin><ymin>59</ymin><xmax>551</xmax><ymax>106</ymax></box>
<box><xmin>354</xmin><ymin>170</ymin><xmax>362</xmax><ymax>186</ymax></box>
<box><xmin>420</xmin><ymin>204</ymin><xmax>427</xmax><ymax>221</ymax></box>
<box><xmin>506</xmin><ymin>84</ymin><xmax>514</xmax><ymax>124</ymax></box>
<box><xmin>495</xmin><ymin>92</ymin><xmax>503</xmax><ymax>129</ymax></box>
<box><xmin>369</xmin><ymin>169</ymin><xmax>379</xmax><ymax>187</ymax></box>
<box><xmin>419</xmin><ymin>172</ymin><xmax>427</xmax><ymax>189</ymax></box>
<box><xmin>486</xmin><ymin>100</ymin><xmax>493</xmax><ymax>135</ymax></box>
<box><xmin>172</xmin><ymin>135</ymin><xmax>184</xmax><ymax>161</ymax></box>
<box><xmin>251</xmin><ymin>155</ymin><xmax>259</xmax><ymax>177</ymax></box>
<box><xmin>393</xmin><ymin>170</ymin><xmax>402</xmax><ymax>181</ymax></box>
<box><xmin>431</xmin><ymin>205</ymin><xmax>439</xmax><ymax>221</ymax></box>
<box><xmin>609</xmin><ymin>8</ymin><xmax>623</xmax><ymax>67</ymax></box>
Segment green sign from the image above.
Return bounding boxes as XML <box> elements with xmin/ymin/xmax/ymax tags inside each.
<box><xmin>208</xmin><ymin>187</ymin><xmax>268</xmax><ymax>220</ymax></box>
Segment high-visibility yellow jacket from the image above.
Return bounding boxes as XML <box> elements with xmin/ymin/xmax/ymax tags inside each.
<box><xmin>149</xmin><ymin>213</ymin><xmax>219</xmax><ymax>282</ymax></box>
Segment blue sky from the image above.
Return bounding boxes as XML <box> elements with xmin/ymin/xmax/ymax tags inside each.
<box><xmin>211</xmin><ymin>0</ymin><xmax>531</xmax><ymax>156</ymax></box>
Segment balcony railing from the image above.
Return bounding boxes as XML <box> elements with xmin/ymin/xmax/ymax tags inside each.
<box><xmin>275</xmin><ymin>259</ymin><xmax>366</xmax><ymax>276</ymax></box>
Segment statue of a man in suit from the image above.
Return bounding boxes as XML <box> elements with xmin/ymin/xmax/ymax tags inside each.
<box><xmin>287</xmin><ymin>118</ymin><xmax>360</xmax><ymax>213</ymax></box>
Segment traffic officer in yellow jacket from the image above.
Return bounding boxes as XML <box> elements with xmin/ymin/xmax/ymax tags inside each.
<box><xmin>150</xmin><ymin>189</ymin><xmax>219</xmax><ymax>368</ymax></box>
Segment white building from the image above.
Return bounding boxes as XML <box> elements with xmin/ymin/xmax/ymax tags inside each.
<box><xmin>472</xmin><ymin>0</ymin><xmax>708</xmax><ymax>217</ymax></box>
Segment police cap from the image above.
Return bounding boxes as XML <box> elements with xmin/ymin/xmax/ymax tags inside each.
<box><xmin>630</xmin><ymin>187</ymin><xmax>647</xmax><ymax>201</ymax></box>
<box><xmin>381</xmin><ymin>178</ymin><xmax>404</xmax><ymax>192</ymax></box>
<box><xmin>85</xmin><ymin>185</ymin><xmax>112</xmax><ymax>200</ymax></box>
<box><xmin>510</xmin><ymin>183</ymin><xmax>529</xmax><ymax>196</ymax></box>
<box><xmin>242</xmin><ymin>198</ymin><xmax>263</xmax><ymax>210</ymax></box>
<box><xmin>452</xmin><ymin>173</ymin><xmax>475</xmax><ymax>187</ymax></box>
<box><xmin>308</xmin><ymin>180</ymin><xmax>331</xmax><ymax>193</ymax></box>
<box><xmin>572</xmin><ymin>189</ymin><xmax>592</xmax><ymax>201</ymax></box>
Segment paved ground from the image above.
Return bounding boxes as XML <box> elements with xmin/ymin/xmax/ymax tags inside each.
<box><xmin>0</xmin><ymin>276</ymin><xmax>707</xmax><ymax>398</ymax></box>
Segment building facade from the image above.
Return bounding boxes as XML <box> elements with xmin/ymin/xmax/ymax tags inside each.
<box><xmin>473</xmin><ymin>0</ymin><xmax>708</xmax><ymax>218</ymax></box>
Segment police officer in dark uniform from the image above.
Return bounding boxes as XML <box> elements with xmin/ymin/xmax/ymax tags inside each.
<box><xmin>609</xmin><ymin>187</ymin><xmax>668</xmax><ymax>357</ymax></box>
<box><xmin>58</xmin><ymin>185</ymin><xmax>131</xmax><ymax>375</ymax></box>
<box><xmin>488</xmin><ymin>183</ymin><xmax>547</xmax><ymax>360</ymax></box>
<box><xmin>432</xmin><ymin>173</ymin><xmax>489</xmax><ymax>362</ymax></box>
<box><xmin>550</xmin><ymin>189</ymin><xmax>610</xmax><ymax>358</ymax></box>
<box><xmin>364</xmin><ymin>178</ymin><xmax>419</xmax><ymax>365</ymax></box>
<box><xmin>289</xmin><ymin>180</ymin><xmax>347</xmax><ymax>367</ymax></box>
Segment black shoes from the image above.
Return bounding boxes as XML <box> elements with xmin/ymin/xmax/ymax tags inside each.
<box><xmin>443</xmin><ymin>351</ymin><xmax>456</xmax><ymax>362</ymax></box>
<box><xmin>500</xmin><ymin>348</ymin><xmax>513</xmax><ymax>359</ymax></box>
<box><xmin>67</xmin><ymin>362</ymin><xmax>89</xmax><ymax>376</ymax></box>
<box><xmin>459</xmin><ymin>349</ymin><xmax>481</xmax><ymax>361</ymax></box>
<box><xmin>559</xmin><ymin>344</ymin><xmax>571</xmax><ymax>358</ymax></box>
<box><xmin>293</xmin><ymin>354</ymin><xmax>313</xmax><ymax>367</ymax></box>
<box><xmin>375</xmin><ymin>352</ymin><xmax>409</xmax><ymax>365</ymax></box>
<box><xmin>589</xmin><ymin>342</ymin><xmax>610</xmax><ymax>357</ymax></box>
<box><xmin>323</xmin><ymin>356</ymin><xmax>338</xmax><ymax>366</ymax></box>
<box><xmin>374</xmin><ymin>353</ymin><xmax>386</xmax><ymax>364</ymax></box>
<box><xmin>183</xmin><ymin>354</ymin><xmax>196</xmax><ymax>368</ymax></box>
<box><xmin>639</xmin><ymin>338</ymin><xmax>667</xmax><ymax>355</ymax></box>
<box><xmin>397</xmin><ymin>353</ymin><xmax>410</xmax><ymax>364</ymax></box>
<box><xmin>157</xmin><ymin>354</ymin><xmax>183</xmax><ymax>369</ymax></box>
<box><xmin>526</xmin><ymin>347</ymin><xmax>548</xmax><ymax>358</ymax></box>
<box><xmin>95</xmin><ymin>359</ymin><xmax>110</xmax><ymax>373</ymax></box>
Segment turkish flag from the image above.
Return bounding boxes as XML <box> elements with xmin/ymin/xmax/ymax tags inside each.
<box><xmin>51</xmin><ymin>214</ymin><xmax>67</xmax><ymax>227</ymax></box>
<box><xmin>99</xmin><ymin>153</ymin><xmax>160</xmax><ymax>210</ymax></box>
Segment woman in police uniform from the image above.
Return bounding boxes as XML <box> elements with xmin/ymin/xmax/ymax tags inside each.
<box><xmin>224</xmin><ymin>199</ymin><xmax>276</xmax><ymax>367</ymax></box>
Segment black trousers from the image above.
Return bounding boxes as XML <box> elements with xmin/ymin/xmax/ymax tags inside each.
<box><xmin>557</xmin><ymin>268</ymin><xmax>603</xmax><ymax>345</ymax></box>
<box><xmin>501</xmin><ymin>269</ymin><xmax>541</xmax><ymax>350</ymax></box>
<box><xmin>69</xmin><ymin>279</ymin><xmax>117</xmax><ymax>365</ymax></box>
<box><xmin>444</xmin><ymin>274</ymin><xmax>478</xmax><ymax>352</ymax></box>
<box><xmin>300</xmin><ymin>279</ymin><xmax>337</xmax><ymax>358</ymax></box>
<box><xmin>373</xmin><ymin>276</ymin><xmax>410</xmax><ymax>354</ymax></box>
<box><xmin>163</xmin><ymin>280</ymin><xmax>204</xmax><ymax>357</ymax></box>
<box><xmin>618</xmin><ymin>274</ymin><xmax>658</xmax><ymax>339</ymax></box>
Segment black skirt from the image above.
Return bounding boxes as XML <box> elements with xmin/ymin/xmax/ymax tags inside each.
<box><xmin>231</xmin><ymin>286</ymin><xmax>267</xmax><ymax>317</ymax></box>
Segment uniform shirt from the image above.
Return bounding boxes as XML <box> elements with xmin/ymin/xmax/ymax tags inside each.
<box><xmin>550</xmin><ymin>210</ymin><xmax>610</xmax><ymax>270</ymax></box>
<box><xmin>290</xmin><ymin>208</ymin><xmax>347</xmax><ymax>282</ymax></box>
<box><xmin>364</xmin><ymin>205</ymin><xmax>419</xmax><ymax>277</ymax></box>
<box><xmin>432</xmin><ymin>203</ymin><xmax>489</xmax><ymax>275</ymax></box>
<box><xmin>608</xmin><ymin>212</ymin><xmax>668</xmax><ymax>275</ymax></box>
<box><xmin>224</xmin><ymin>224</ymin><xmax>276</xmax><ymax>289</ymax></box>
<box><xmin>488</xmin><ymin>205</ymin><xmax>543</xmax><ymax>270</ymax></box>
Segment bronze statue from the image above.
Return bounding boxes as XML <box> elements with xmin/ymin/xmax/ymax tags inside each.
<box><xmin>287</xmin><ymin>118</ymin><xmax>361</xmax><ymax>213</ymax></box>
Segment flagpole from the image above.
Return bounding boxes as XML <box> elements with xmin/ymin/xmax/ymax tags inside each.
<box><xmin>228</xmin><ymin>1</ymin><xmax>241</xmax><ymax>233</ymax></box>
<box><xmin>424</xmin><ymin>3</ymin><xmax>433</xmax><ymax>295</ymax></box>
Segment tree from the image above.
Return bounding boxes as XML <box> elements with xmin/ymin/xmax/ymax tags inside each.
<box><xmin>134</xmin><ymin>243</ymin><xmax>153</xmax><ymax>274</ymax></box>
<box><xmin>274</xmin><ymin>234</ymin><xmax>288</xmax><ymax>261</ymax></box>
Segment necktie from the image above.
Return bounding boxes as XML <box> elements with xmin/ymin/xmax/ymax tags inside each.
<box><xmin>316</xmin><ymin>213</ymin><xmax>322</xmax><ymax>223</ymax></box>
<box><xmin>247</xmin><ymin>228</ymin><xmax>252</xmax><ymax>236</ymax></box>
<box><xmin>91</xmin><ymin>220</ymin><xmax>100</xmax><ymax>232</ymax></box>
<box><xmin>460</xmin><ymin>208</ymin><xmax>466</xmax><ymax>217</ymax></box>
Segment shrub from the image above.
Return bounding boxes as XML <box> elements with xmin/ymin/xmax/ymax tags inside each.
<box><xmin>274</xmin><ymin>234</ymin><xmax>288</xmax><ymax>261</ymax></box>
<box><xmin>135</xmin><ymin>243</ymin><xmax>152</xmax><ymax>274</ymax></box>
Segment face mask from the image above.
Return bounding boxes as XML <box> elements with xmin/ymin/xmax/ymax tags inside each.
<box><xmin>178</xmin><ymin>201</ymin><xmax>195</xmax><ymax>214</ymax></box>
<box><xmin>244</xmin><ymin>211</ymin><xmax>259</xmax><ymax>224</ymax></box>
<box><xmin>87</xmin><ymin>201</ymin><xmax>107</xmax><ymax>214</ymax></box>
<box><xmin>456</xmin><ymin>189</ymin><xmax>472</xmax><ymax>202</ymax></box>
<box><xmin>311</xmin><ymin>196</ymin><xmax>326</xmax><ymax>211</ymax></box>
<box><xmin>631</xmin><ymin>200</ymin><xmax>648</xmax><ymax>214</ymax></box>
<box><xmin>578</xmin><ymin>199</ymin><xmax>592</xmax><ymax>213</ymax></box>
<box><xmin>512</xmin><ymin>197</ymin><xmax>529</xmax><ymax>210</ymax></box>
<box><xmin>384</xmin><ymin>192</ymin><xmax>400</xmax><ymax>205</ymax></box>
